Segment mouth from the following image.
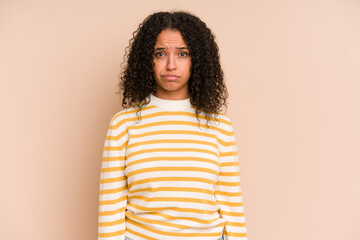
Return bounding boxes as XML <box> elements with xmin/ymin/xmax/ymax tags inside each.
<box><xmin>162</xmin><ymin>75</ymin><xmax>180</xmax><ymax>80</ymax></box>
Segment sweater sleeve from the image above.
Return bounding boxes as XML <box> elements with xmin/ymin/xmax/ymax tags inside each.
<box><xmin>98</xmin><ymin>114</ymin><xmax>129</xmax><ymax>240</ymax></box>
<box><xmin>215</xmin><ymin>119</ymin><xmax>247</xmax><ymax>240</ymax></box>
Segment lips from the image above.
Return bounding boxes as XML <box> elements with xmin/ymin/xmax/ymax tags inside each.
<box><xmin>162</xmin><ymin>75</ymin><xmax>179</xmax><ymax>80</ymax></box>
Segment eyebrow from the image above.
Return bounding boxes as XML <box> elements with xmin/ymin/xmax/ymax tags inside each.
<box><xmin>154</xmin><ymin>47</ymin><xmax>189</xmax><ymax>51</ymax></box>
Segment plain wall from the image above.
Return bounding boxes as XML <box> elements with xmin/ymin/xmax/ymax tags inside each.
<box><xmin>1</xmin><ymin>0</ymin><xmax>359</xmax><ymax>240</ymax></box>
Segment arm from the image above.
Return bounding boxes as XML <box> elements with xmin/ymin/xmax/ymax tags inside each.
<box><xmin>215</xmin><ymin>119</ymin><xmax>247</xmax><ymax>240</ymax></box>
<box><xmin>98</xmin><ymin>114</ymin><xmax>129</xmax><ymax>240</ymax></box>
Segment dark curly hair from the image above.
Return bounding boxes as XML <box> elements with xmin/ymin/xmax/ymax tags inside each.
<box><xmin>119</xmin><ymin>10</ymin><xmax>228</xmax><ymax>124</ymax></box>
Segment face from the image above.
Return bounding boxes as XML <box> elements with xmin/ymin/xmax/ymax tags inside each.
<box><xmin>152</xmin><ymin>29</ymin><xmax>192</xmax><ymax>100</ymax></box>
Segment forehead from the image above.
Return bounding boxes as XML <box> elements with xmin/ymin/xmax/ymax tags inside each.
<box><xmin>154</xmin><ymin>30</ymin><xmax>188</xmax><ymax>47</ymax></box>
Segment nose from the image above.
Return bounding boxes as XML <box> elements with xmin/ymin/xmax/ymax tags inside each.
<box><xmin>166</xmin><ymin>54</ymin><xmax>177</xmax><ymax>71</ymax></box>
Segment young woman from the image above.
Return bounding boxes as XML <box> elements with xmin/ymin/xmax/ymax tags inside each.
<box><xmin>98</xmin><ymin>11</ymin><xmax>247</xmax><ymax>240</ymax></box>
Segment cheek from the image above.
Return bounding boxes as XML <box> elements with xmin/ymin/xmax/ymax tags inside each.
<box><xmin>153</xmin><ymin>61</ymin><xmax>164</xmax><ymax>74</ymax></box>
<box><xmin>152</xmin><ymin>63</ymin><xmax>159</xmax><ymax>75</ymax></box>
<box><xmin>185</xmin><ymin>62</ymin><xmax>192</xmax><ymax>75</ymax></box>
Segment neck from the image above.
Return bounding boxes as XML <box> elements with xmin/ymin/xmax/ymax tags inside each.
<box><xmin>149</xmin><ymin>93</ymin><xmax>192</xmax><ymax>110</ymax></box>
<box><xmin>153</xmin><ymin>91</ymin><xmax>190</xmax><ymax>100</ymax></box>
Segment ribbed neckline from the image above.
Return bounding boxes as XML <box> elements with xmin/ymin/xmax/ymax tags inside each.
<box><xmin>149</xmin><ymin>94</ymin><xmax>192</xmax><ymax>110</ymax></box>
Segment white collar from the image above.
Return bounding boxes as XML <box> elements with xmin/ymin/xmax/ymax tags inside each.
<box><xmin>149</xmin><ymin>94</ymin><xmax>192</xmax><ymax>110</ymax></box>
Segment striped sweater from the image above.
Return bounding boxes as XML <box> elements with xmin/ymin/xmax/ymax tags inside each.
<box><xmin>98</xmin><ymin>94</ymin><xmax>247</xmax><ymax>240</ymax></box>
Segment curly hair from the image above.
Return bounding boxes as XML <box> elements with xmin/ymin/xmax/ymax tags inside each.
<box><xmin>119</xmin><ymin>10</ymin><xmax>228</xmax><ymax>124</ymax></box>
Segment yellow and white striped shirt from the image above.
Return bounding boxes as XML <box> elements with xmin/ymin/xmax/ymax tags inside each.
<box><xmin>98</xmin><ymin>94</ymin><xmax>247</xmax><ymax>240</ymax></box>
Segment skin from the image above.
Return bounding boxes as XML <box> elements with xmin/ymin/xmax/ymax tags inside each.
<box><xmin>152</xmin><ymin>29</ymin><xmax>192</xmax><ymax>100</ymax></box>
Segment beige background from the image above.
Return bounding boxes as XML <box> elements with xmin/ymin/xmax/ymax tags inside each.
<box><xmin>1</xmin><ymin>0</ymin><xmax>359</xmax><ymax>239</ymax></box>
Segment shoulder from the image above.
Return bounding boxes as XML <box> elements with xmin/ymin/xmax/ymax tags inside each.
<box><xmin>109</xmin><ymin>108</ymin><xmax>132</xmax><ymax>124</ymax></box>
<box><xmin>109</xmin><ymin>103</ymin><xmax>158</xmax><ymax>127</ymax></box>
<box><xmin>107</xmin><ymin>107</ymin><xmax>136</xmax><ymax>131</ymax></box>
<box><xmin>208</xmin><ymin>111</ymin><xmax>233</xmax><ymax>128</ymax></box>
<box><xmin>216</xmin><ymin>112</ymin><xmax>232</xmax><ymax>123</ymax></box>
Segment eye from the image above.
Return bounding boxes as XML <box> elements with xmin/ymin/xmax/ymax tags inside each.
<box><xmin>154</xmin><ymin>52</ymin><xmax>165</xmax><ymax>58</ymax></box>
<box><xmin>179</xmin><ymin>51</ymin><xmax>188</xmax><ymax>57</ymax></box>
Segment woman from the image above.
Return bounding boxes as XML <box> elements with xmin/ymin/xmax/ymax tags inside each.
<box><xmin>98</xmin><ymin>11</ymin><xmax>247</xmax><ymax>240</ymax></box>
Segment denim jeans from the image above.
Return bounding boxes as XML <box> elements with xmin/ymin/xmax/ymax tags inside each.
<box><xmin>125</xmin><ymin>236</ymin><xmax>224</xmax><ymax>240</ymax></box>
